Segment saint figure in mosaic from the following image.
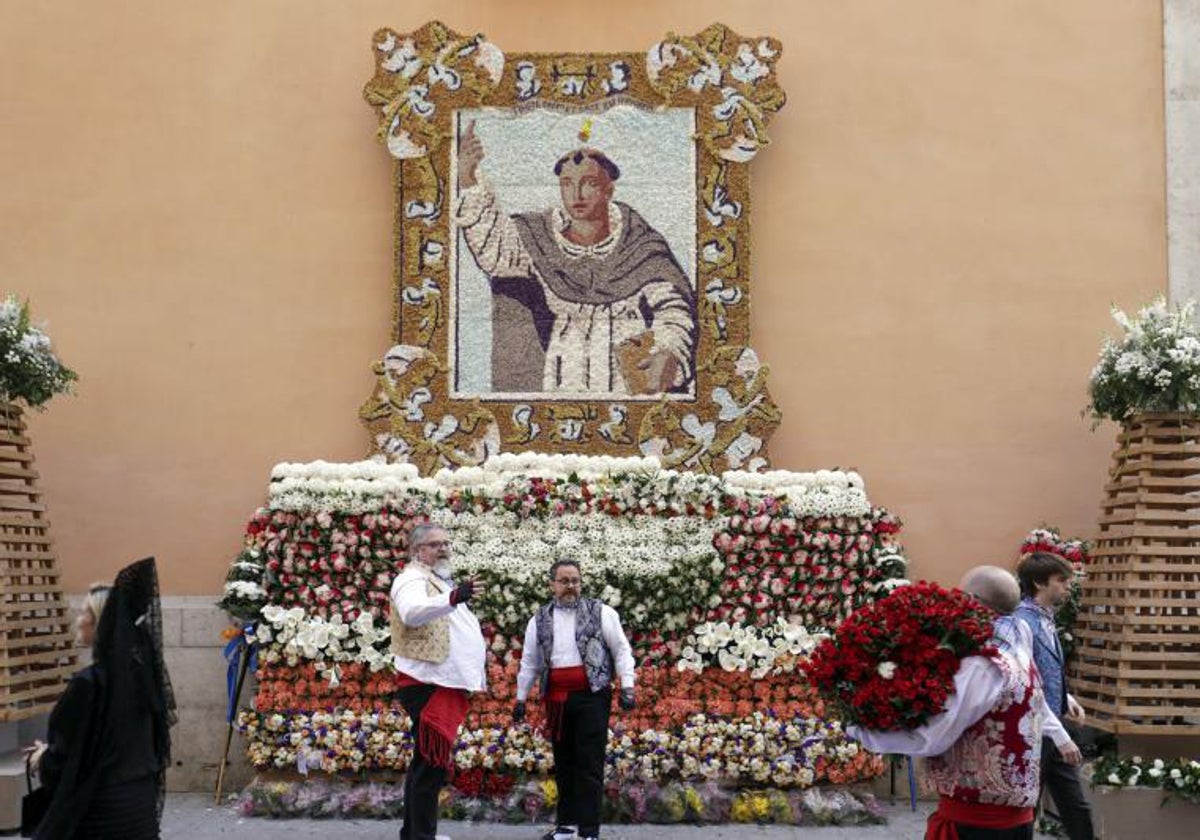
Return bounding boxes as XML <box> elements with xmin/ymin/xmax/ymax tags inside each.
<box><xmin>454</xmin><ymin>119</ymin><xmax>697</xmax><ymax>396</ymax></box>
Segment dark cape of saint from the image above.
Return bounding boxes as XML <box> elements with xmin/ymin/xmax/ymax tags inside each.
<box><xmin>485</xmin><ymin>201</ymin><xmax>697</xmax><ymax>393</ymax></box>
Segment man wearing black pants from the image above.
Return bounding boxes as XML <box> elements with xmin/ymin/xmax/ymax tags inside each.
<box><xmin>1015</xmin><ymin>552</ymin><xmax>1095</xmax><ymax>840</ymax></box>
<box><xmin>390</xmin><ymin>524</ymin><xmax>487</xmax><ymax>840</ymax></box>
<box><xmin>513</xmin><ymin>559</ymin><xmax>636</xmax><ymax>840</ymax></box>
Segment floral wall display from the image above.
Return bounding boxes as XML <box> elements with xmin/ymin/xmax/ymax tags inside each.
<box><xmin>220</xmin><ymin>453</ymin><xmax>907</xmax><ymax>818</ymax></box>
<box><xmin>357</xmin><ymin>21</ymin><xmax>788</xmax><ymax>473</ymax></box>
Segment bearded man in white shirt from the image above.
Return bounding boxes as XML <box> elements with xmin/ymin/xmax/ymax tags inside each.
<box><xmin>390</xmin><ymin>524</ymin><xmax>486</xmax><ymax>840</ymax></box>
<box><xmin>849</xmin><ymin>566</ymin><xmax>1082</xmax><ymax>840</ymax></box>
<box><xmin>513</xmin><ymin>559</ymin><xmax>637</xmax><ymax>840</ymax></box>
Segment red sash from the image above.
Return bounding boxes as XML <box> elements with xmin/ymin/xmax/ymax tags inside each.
<box><xmin>543</xmin><ymin>665</ymin><xmax>589</xmax><ymax>742</ymax></box>
<box><xmin>926</xmin><ymin>797</ymin><xmax>1034</xmax><ymax>840</ymax></box>
<box><xmin>395</xmin><ymin>672</ymin><xmax>468</xmax><ymax>773</ymax></box>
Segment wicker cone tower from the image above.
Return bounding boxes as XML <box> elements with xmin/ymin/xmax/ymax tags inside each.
<box><xmin>0</xmin><ymin>402</ymin><xmax>74</xmax><ymax>722</ymax></box>
<box><xmin>1072</xmin><ymin>413</ymin><xmax>1200</xmax><ymax>735</ymax></box>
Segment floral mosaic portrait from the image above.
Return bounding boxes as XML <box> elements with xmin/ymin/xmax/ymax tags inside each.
<box><xmin>361</xmin><ymin>22</ymin><xmax>787</xmax><ymax>473</ymax></box>
<box><xmin>451</xmin><ymin>106</ymin><xmax>698</xmax><ymax>400</ymax></box>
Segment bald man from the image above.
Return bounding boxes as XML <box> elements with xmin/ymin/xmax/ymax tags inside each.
<box><xmin>849</xmin><ymin>567</ymin><xmax>1080</xmax><ymax>840</ymax></box>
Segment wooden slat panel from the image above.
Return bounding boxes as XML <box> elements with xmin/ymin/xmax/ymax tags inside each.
<box><xmin>0</xmin><ymin>403</ymin><xmax>76</xmax><ymax>719</ymax></box>
<box><xmin>0</xmin><ymin>647</ymin><xmax>74</xmax><ymax>668</ymax></box>
<box><xmin>0</xmin><ymin>499</ymin><xmax>45</xmax><ymax>512</ymax></box>
<box><xmin>0</xmin><ymin>465</ymin><xmax>37</xmax><ymax>481</ymax></box>
<box><xmin>0</xmin><ymin>699</ymin><xmax>56</xmax><ymax>724</ymax></box>
<box><xmin>1099</xmin><ymin>509</ymin><xmax>1200</xmax><ymax>525</ymax></box>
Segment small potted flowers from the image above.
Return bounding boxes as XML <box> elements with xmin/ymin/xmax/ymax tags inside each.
<box><xmin>1086</xmin><ymin>755</ymin><xmax>1200</xmax><ymax>839</ymax></box>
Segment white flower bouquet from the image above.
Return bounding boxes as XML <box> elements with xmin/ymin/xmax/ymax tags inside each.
<box><xmin>1087</xmin><ymin>297</ymin><xmax>1200</xmax><ymax>423</ymax></box>
<box><xmin>0</xmin><ymin>294</ymin><xmax>77</xmax><ymax>408</ymax></box>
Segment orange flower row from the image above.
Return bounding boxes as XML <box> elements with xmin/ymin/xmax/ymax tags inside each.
<box><xmin>253</xmin><ymin>661</ymin><xmax>825</xmax><ymax>730</ymax></box>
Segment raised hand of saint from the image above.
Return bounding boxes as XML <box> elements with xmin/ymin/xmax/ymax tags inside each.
<box><xmin>458</xmin><ymin>119</ymin><xmax>485</xmax><ymax>189</ymax></box>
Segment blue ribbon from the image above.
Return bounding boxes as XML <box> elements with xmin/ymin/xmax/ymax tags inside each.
<box><xmin>907</xmin><ymin>755</ymin><xmax>917</xmax><ymax>811</ymax></box>
<box><xmin>223</xmin><ymin>624</ymin><xmax>258</xmax><ymax>723</ymax></box>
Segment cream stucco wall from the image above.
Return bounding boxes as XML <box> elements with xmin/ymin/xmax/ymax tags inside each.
<box><xmin>1</xmin><ymin>1</ymin><xmax>1165</xmax><ymax>595</ymax></box>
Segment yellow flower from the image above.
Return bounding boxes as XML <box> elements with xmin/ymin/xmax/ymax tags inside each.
<box><xmin>541</xmin><ymin>778</ymin><xmax>558</xmax><ymax>807</ymax></box>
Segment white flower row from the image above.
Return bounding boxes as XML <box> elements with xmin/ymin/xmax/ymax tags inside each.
<box><xmin>224</xmin><ymin>580</ymin><xmax>266</xmax><ymax>601</ymax></box>
<box><xmin>457</xmin><ymin>451</ymin><xmax>661</xmax><ymax>480</ymax></box>
<box><xmin>265</xmin><ymin>452</ymin><xmax>873</xmax><ymax>517</ymax></box>
<box><xmin>677</xmin><ymin>618</ymin><xmax>828</xmax><ymax>679</ymax></box>
<box><xmin>722</xmin><ymin>468</ymin><xmax>864</xmax><ymax>492</ymax></box>
<box><xmin>436</xmin><ymin>510</ymin><xmax>719</xmax><ymax>576</ymax></box>
<box><xmin>251</xmin><ymin>606</ymin><xmax>393</xmax><ymax>680</ymax></box>
<box><xmin>271</xmin><ymin>459</ymin><xmax>421</xmax><ymax>481</ymax></box>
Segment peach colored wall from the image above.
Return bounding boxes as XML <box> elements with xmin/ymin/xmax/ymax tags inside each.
<box><xmin>0</xmin><ymin>1</ymin><xmax>1165</xmax><ymax>594</ymax></box>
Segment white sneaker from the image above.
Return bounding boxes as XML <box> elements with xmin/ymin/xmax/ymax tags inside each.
<box><xmin>541</xmin><ymin>828</ymin><xmax>577</xmax><ymax>840</ymax></box>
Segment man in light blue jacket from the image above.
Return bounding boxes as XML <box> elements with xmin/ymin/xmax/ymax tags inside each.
<box><xmin>1015</xmin><ymin>552</ymin><xmax>1094</xmax><ymax>840</ymax></box>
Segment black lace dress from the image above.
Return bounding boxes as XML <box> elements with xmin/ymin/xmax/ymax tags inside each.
<box><xmin>34</xmin><ymin>558</ymin><xmax>176</xmax><ymax>840</ymax></box>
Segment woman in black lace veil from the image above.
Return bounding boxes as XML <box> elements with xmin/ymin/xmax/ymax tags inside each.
<box><xmin>29</xmin><ymin>557</ymin><xmax>177</xmax><ymax>839</ymax></box>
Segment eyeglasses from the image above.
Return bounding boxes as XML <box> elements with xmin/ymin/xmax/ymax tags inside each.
<box><xmin>553</xmin><ymin>578</ymin><xmax>582</xmax><ymax>587</ymax></box>
<box><xmin>417</xmin><ymin>540</ymin><xmax>451</xmax><ymax>550</ymax></box>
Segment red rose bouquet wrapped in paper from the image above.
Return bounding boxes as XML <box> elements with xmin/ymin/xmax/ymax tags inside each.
<box><xmin>800</xmin><ymin>581</ymin><xmax>995</xmax><ymax>731</ymax></box>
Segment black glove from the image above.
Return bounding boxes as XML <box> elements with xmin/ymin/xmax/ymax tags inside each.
<box><xmin>449</xmin><ymin>579</ymin><xmax>475</xmax><ymax>606</ymax></box>
<box><xmin>619</xmin><ymin>689</ymin><xmax>636</xmax><ymax>711</ymax></box>
<box><xmin>512</xmin><ymin>701</ymin><xmax>526</xmax><ymax>723</ymax></box>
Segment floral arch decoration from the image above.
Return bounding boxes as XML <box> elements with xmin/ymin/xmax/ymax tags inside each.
<box><xmin>360</xmin><ymin>21</ymin><xmax>786</xmax><ymax>474</ymax></box>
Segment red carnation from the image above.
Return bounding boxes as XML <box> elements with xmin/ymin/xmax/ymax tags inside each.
<box><xmin>800</xmin><ymin>581</ymin><xmax>995</xmax><ymax>731</ymax></box>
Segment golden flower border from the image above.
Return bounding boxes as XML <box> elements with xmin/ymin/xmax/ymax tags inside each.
<box><xmin>360</xmin><ymin>21</ymin><xmax>785</xmax><ymax>474</ymax></box>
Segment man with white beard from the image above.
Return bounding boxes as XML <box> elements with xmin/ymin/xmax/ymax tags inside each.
<box><xmin>390</xmin><ymin>524</ymin><xmax>486</xmax><ymax>840</ymax></box>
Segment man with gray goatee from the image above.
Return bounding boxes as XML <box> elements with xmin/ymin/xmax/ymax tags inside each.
<box><xmin>513</xmin><ymin>558</ymin><xmax>636</xmax><ymax>840</ymax></box>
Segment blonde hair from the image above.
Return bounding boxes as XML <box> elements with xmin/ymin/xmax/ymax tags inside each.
<box><xmin>85</xmin><ymin>582</ymin><xmax>112</xmax><ymax>623</ymax></box>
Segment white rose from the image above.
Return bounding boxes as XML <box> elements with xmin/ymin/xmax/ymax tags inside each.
<box><xmin>877</xmin><ymin>661</ymin><xmax>897</xmax><ymax>680</ymax></box>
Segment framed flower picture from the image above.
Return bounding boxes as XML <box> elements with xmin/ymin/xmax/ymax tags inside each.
<box><xmin>360</xmin><ymin>21</ymin><xmax>786</xmax><ymax>474</ymax></box>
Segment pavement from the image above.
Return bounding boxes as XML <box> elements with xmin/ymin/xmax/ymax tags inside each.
<box><xmin>163</xmin><ymin>792</ymin><xmax>939</xmax><ymax>838</ymax></box>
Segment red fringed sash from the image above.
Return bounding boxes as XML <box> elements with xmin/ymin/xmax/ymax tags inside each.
<box><xmin>543</xmin><ymin>665</ymin><xmax>588</xmax><ymax>742</ymax></box>
<box><xmin>395</xmin><ymin>672</ymin><xmax>468</xmax><ymax>773</ymax></box>
<box><xmin>925</xmin><ymin>796</ymin><xmax>1034</xmax><ymax>840</ymax></box>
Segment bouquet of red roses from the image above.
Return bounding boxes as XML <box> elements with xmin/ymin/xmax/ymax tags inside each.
<box><xmin>799</xmin><ymin>581</ymin><xmax>995</xmax><ymax>731</ymax></box>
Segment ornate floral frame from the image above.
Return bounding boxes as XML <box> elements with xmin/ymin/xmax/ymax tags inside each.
<box><xmin>360</xmin><ymin>21</ymin><xmax>785</xmax><ymax>474</ymax></box>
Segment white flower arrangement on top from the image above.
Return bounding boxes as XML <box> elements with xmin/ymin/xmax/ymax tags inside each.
<box><xmin>1087</xmin><ymin>297</ymin><xmax>1200</xmax><ymax>423</ymax></box>
<box><xmin>265</xmin><ymin>453</ymin><xmax>872</xmax><ymax>517</ymax></box>
<box><xmin>271</xmin><ymin>459</ymin><xmax>420</xmax><ymax>481</ymax></box>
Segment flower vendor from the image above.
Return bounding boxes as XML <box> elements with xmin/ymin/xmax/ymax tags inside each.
<box><xmin>513</xmin><ymin>558</ymin><xmax>637</xmax><ymax>840</ymax></box>
<box><xmin>1014</xmin><ymin>552</ymin><xmax>1095</xmax><ymax>840</ymax></box>
<box><xmin>848</xmin><ymin>566</ymin><xmax>1079</xmax><ymax>840</ymax></box>
<box><xmin>389</xmin><ymin>524</ymin><xmax>486</xmax><ymax>840</ymax></box>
